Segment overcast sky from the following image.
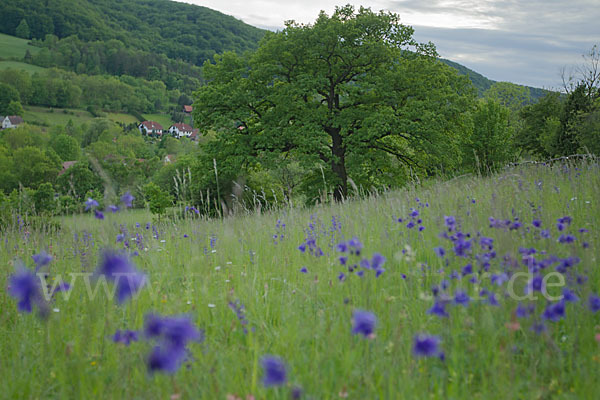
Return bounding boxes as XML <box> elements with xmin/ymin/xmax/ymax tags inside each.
<box><xmin>181</xmin><ymin>0</ymin><xmax>599</xmax><ymax>89</ymax></box>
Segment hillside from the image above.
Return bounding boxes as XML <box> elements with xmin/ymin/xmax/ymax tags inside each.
<box><xmin>0</xmin><ymin>0</ymin><xmax>266</xmax><ymax>67</ymax></box>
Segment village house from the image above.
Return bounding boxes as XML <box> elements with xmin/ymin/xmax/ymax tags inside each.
<box><xmin>1</xmin><ymin>115</ymin><xmax>24</xmax><ymax>129</ymax></box>
<box><xmin>138</xmin><ymin>121</ymin><xmax>163</xmax><ymax>137</ymax></box>
<box><xmin>168</xmin><ymin>123</ymin><xmax>197</xmax><ymax>139</ymax></box>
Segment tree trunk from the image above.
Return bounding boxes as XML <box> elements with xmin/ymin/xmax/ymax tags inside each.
<box><xmin>328</xmin><ymin>126</ymin><xmax>348</xmax><ymax>201</ymax></box>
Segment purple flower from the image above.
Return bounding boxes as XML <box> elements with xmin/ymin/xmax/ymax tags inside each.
<box><xmin>412</xmin><ymin>334</ymin><xmax>442</xmax><ymax>358</ymax></box>
<box><xmin>461</xmin><ymin>264</ymin><xmax>473</xmax><ymax>276</ymax></box>
<box><xmin>84</xmin><ymin>197</ymin><xmax>99</xmax><ymax>211</ymax></box>
<box><xmin>561</xmin><ymin>288</ymin><xmax>579</xmax><ymax>302</ymax></box>
<box><xmin>370</xmin><ymin>253</ymin><xmax>386</xmax><ymax>271</ymax></box>
<box><xmin>453</xmin><ymin>238</ymin><xmax>472</xmax><ymax>257</ymax></box>
<box><xmin>540</xmin><ymin>229</ymin><xmax>551</xmax><ymax>238</ymax></box>
<box><xmin>94</xmin><ymin>210</ymin><xmax>105</xmax><ymax>220</ymax></box>
<box><xmin>336</xmin><ymin>241</ymin><xmax>349</xmax><ymax>253</ymax></box>
<box><xmin>112</xmin><ymin>329</ymin><xmax>139</xmax><ymax>346</ymax></box>
<box><xmin>531</xmin><ymin>322</ymin><xmax>546</xmax><ymax>334</ymax></box>
<box><xmin>589</xmin><ymin>294</ymin><xmax>600</xmax><ymax>312</ymax></box>
<box><xmin>32</xmin><ymin>251</ymin><xmax>52</xmax><ymax>269</ymax></box>
<box><xmin>406</xmin><ymin>220</ymin><xmax>416</xmax><ymax>229</ymax></box>
<box><xmin>479</xmin><ymin>237</ymin><xmax>494</xmax><ymax>250</ymax></box>
<box><xmin>526</xmin><ymin>275</ymin><xmax>544</xmax><ymax>293</ymax></box>
<box><xmin>347</xmin><ymin>237</ymin><xmax>363</xmax><ymax>255</ymax></box>
<box><xmin>121</xmin><ymin>192</ymin><xmax>135</xmax><ymax>208</ymax></box>
<box><xmin>454</xmin><ymin>290</ymin><xmax>470</xmax><ymax>306</ymax></box>
<box><xmin>434</xmin><ymin>247</ymin><xmax>445</xmax><ymax>258</ymax></box>
<box><xmin>557</xmin><ymin>216</ymin><xmax>572</xmax><ymax>226</ymax></box>
<box><xmin>444</xmin><ymin>216</ymin><xmax>456</xmax><ymax>230</ymax></box>
<box><xmin>95</xmin><ymin>250</ymin><xmax>147</xmax><ymax>304</ymax></box>
<box><xmin>116</xmin><ymin>233</ymin><xmax>125</xmax><ymax>243</ymax></box>
<box><xmin>261</xmin><ymin>355</ymin><xmax>287</xmax><ymax>387</ymax></box>
<box><xmin>542</xmin><ymin>300</ymin><xmax>565</xmax><ymax>322</ymax></box>
<box><xmin>375</xmin><ymin>268</ymin><xmax>386</xmax><ymax>278</ymax></box>
<box><xmin>338</xmin><ymin>272</ymin><xmax>346</xmax><ymax>281</ymax></box>
<box><xmin>144</xmin><ymin>313</ymin><xmax>203</xmax><ymax>374</ymax></box>
<box><xmin>300</xmin><ymin>267</ymin><xmax>308</xmax><ymax>274</ymax></box>
<box><xmin>108</xmin><ymin>205</ymin><xmax>119</xmax><ymax>213</ymax></box>
<box><xmin>351</xmin><ymin>310</ymin><xmax>377</xmax><ymax>337</ymax></box>
<box><xmin>515</xmin><ymin>303</ymin><xmax>533</xmax><ymax>318</ymax></box>
<box><xmin>298</xmin><ymin>243</ymin><xmax>307</xmax><ymax>253</ymax></box>
<box><xmin>491</xmin><ymin>273</ymin><xmax>509</xmax><ymax>286</ymax></box>
<box><xmin>8</xmin><ymin>266</ymin><xmax>46</xmax><ymax>314</ymax></box>
<box><xmin>427</xmin><ymin>301</ymin><xmax>449</xmax><ymax>318</ymax></box>
<box><xmin>532</xmin><ymin>219</ymin><xmax>542</xmax><ymax>228</ymax></box>
<box><xmin>558</xmin><ymin>234</ymin><xmax>576</xmax><ymax>244</ymax></box>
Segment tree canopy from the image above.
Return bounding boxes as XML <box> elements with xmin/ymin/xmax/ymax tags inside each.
<box><xmin>193</xmin><ymin>5</ymin><xmax>475</xmax><ymax>201</ymax></box>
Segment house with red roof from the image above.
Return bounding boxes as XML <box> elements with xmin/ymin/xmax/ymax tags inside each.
<box><xmin>168</xmin><ymin>123</ymin><xmax>194</xmax><ymax>139</ymax></box>
<box><xmin>138</xmin><ymin>121</ymin><xmax>163</xmax><ymax>137</ymax></box>
<box><xmin>2</xmin><ymin>115</ymin><xmax>24</xmax><ymax>129</ymax></box>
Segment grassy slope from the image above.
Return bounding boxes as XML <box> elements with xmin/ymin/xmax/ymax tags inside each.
<box><xmin>0</xmin><ymin>60</ymin><xmax>45</xmax><ymax>74</ymax></box>
<box><xmin>0</xmin><ymin>33</ymin><xmax>40</xmax><ymax>60</ymax></box>
<box><xmin>1</xmin><ymin>161</ymin><xmax>599</xmax><ymax>398</ymax></box>
<box><xmin>142</xmin><ymin>113</ymin><xmax>175</xmax><ymax>129</ymax></box>
<box><xmin>24</xmin><ymin>106</ymin><xmax>145</xmax><ymax>126</ymax></box>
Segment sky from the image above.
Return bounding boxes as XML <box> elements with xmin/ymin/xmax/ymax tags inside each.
<box><xmin>181</xmin><ymin>0</ymin><xmax>599</xmax><ymax>89</ymax></box>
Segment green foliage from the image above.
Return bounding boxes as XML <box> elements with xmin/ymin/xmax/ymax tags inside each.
<box><xmin>32</xmin><ymin>182</ymin><xmax>54</xmax><ymax>214</ymax></box>
<box><xmin>194</xmin><ymin>6</ymin><xmax>475</xmax><ymax>201</ymax></box>
<box><xmin>55</xmin><ymin>162</ymin><xmax>102</xmax><ymax>200</ymax></box>
<box><xmin>15</xmin><ymin>19</ymin><xmax>30</xmax><ymax>39</ymax></box>
<box><xmin>50</xmin><ymin>133</ymin><xmax>80</xmax><ymax>161</ymax></box>
<box><xmin>6</xmin><ymin>100</ymin><xmax>24</xmax><ymax>116</ymax></box>
<box><xmin>465</xmin><ymin>99</ymin><xmax>516</xmax><ymax>172</ymax></box>
<box><xmin>517</xmin><ymin>92</ymin><xmax>564</xmax><ymax>158</ymax></box>
<box><xmin>0</xmin><ymin>82</ymin><xmax>20</xmax><ymax>114</ymax></box>
<box><xmin>143</xmin><ymin>182</ymin><xmax>172</xmax><ymax>219</ymax></box>
<box><xmin>11</xmin><ymin>146</ymin><xmax>61</xmax><ymax>189</ymax></box>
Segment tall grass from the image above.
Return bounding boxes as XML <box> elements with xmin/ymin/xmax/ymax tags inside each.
<box><xmin>1</xmin><ymin>160</ymin><xmax>599</xmax><ymax>399</ymax></box>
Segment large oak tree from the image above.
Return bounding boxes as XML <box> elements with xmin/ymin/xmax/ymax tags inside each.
<box><xmin>193</xmin><ymin>5</ymin><xmax>474</xmax><ymax>200</ymax></box>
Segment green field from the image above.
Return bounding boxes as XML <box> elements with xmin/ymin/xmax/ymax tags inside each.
<box><xmin>24</xmin><ymin>106</ymin><xmax>141</xmax><ymax>127</ymax></box>
<box><xmin>1</xmin><ymin>161</ymin><xmax>599</xmax><ymax>399</ymax></box>
<box><xmin>0</xmin><ymin>60</ymin><xmax>46</xmax><ymax>74</ymax></box>
<box><xmin>142</xmin><ymin>114</ymin><xmax>175</xmax><ymax>129</ymax></box>
<box><xmin>0</xmin><ymin>33</ymin><xmax>41</xmax><ymax>60</ymax></box>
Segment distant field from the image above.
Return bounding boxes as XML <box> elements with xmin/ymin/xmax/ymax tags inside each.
<box><xmin>0</xmin><ymin>60</ymin><xmax>45</xmax><ymax>74</ymax></box>
<box><xmin>0</xmin><ymin>33</ymin><xmax>41</xmax><ymax>60</ymax></box>
<box><xmin>24</xmin><ymin>106</ymin><xmax>96</xmax><ymax>127</ymax></box>
<box><xmin>142</xmin><ymin>113</ymin><xmax>175</xmax><ymax>129</ymax></box>
<box><xmin>24</xmin><ymin>107</ymin><xmax>140</xmax><ymax>127</ymax></box>
<box><xmin>106</xmin><ymin>113</ymin><xmax>140</xmax><ymax>125</ymax></box>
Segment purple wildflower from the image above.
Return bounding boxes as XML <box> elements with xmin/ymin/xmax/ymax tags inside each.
<box><xmin>351</xmin><ymin>310</ymin><xmax>377</xmax><ymax>337</ymax></box>
<box><xmin>461</xmin><ymin>264</ymin><xmax>473</xmax><ymax>276</ymax></box>
<box><xmin>261</xmin><ymin>355</ymin><xmax>287</xmax><ymax>387</ymax></box>
<box><xmin>532</xmin><ymin>219</ymin><xmax>542</xmax><ymax>228</ymax></box>
<box><xmin>338</xmin><ymin>272</ymin><xmax>346</xmax><ymax>281</ymax></box>
<box><xmin>32</xmin><ymin>251</ymin><xmax>53</xmax><ymax>269</ymax></box>
<box><xmin>427</xmin><ymin>301</ymin><xmax>449</xmax><ymax>318</ymax></box>
<box><xmin>412</xmin><ymin>334</ymin><xmax>442</xmax><ymax>358</ymax></box>
<box><xmin>589</xmin><ymin>294</ymin><xmax>600</xmax><ymax>312</ymax></box>
<box><xmin>300</xmin><ymin>267</ymin><xmax>308</xmax><ymax>274</ymax></box>
<box><xmin>444</xmin><ymin>216</ymin><xmax>456</xmax><ymax>231</ymax></box>
<box><xmin>121</xmin><ymin>192</ymin><xmax>135</xmax><ymax>208</ymax></box>
<box><xmin>95</xmin><ymin>250</ymin><xmax>147</xmax><ymax>304</ymax></box>
<box><xmin>454</xmin><ymin>290</ymin><xmax>470</xmax><ymax>306</ymax></box>
<box><xmin>8</xmin><ymin>266</ymin><xmax>47</xmax><ymax>314</ymax></box>
<box><xmin>542</xmin><ymin>300</ymin><xmax>565</xmax><ymax>322</ymax></box>
<box><xmin>94</xmin><ymin>210</ymin><xmax>105</xmax><ymax>220</ymax></box>
<box><xmin>434</xmin><ymin>247</ymin><xmax>445</xmax><ymax>258</ymax></box>
<box><xmin>112</xmin><ymin>329</ymin><xmax>139</xmax><ymax>346</ymax></box>
<box><xmin>558</xmin><ymin>234</ymin><xmax>576</xmax><ymax>244</ymax></box>
<box><xmin>561</xmin><ymin>288</ymin><xmax>579</xmax><ymax>302</ymax></box>
<box><xmin>108</xmin><ymin>205</ymin><xmax>119</xmax><ymax>213</ymax></box>
<box><xmin>84</xmin><ymin>197</ymin><xmax>99</xmax><ymax>211</ymax></box>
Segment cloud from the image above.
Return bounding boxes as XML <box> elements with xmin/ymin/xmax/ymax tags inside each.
<box><xmin>178</xmin><ymin>0</ymin><xmax>599</xmax><ymax>88</ymax></box>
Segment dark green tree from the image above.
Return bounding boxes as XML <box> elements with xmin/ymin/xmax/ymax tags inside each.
<box><xmin>15</xmin><ymin>18</ymin><xmax>30</xmax><ymax>39</ymax></box>
<box><xmin>193</xmin><ymin>5</ymin><xmax>474</xmax><ymax>200</ymax></box>
<box><xmin>6</xmin><ymin>100</ymin><xmax>24</xmax><ymax>117</ymax></box>
<box><xmin>0</xmin><ymin>83</ymin><xmax>20</xmax><ymax>115</ymax></box>
<box><xmin>50</xmin><ymin>134</ymin><xmax>80</xmax><ymax>161</ymax></box>
<box><xmin>516</xmin><ymin>92</ymin><xmax>564</xmax><ymax>158</ymax></box>
<box><xmin>56</xmin><ymin>162</ymin><xmax>103</xmax><ymax>200</ymax></box>
<box><xmin>33</xmin><ymin>182</ymin><xmax>55</xmax><ymax>214</ymax></box>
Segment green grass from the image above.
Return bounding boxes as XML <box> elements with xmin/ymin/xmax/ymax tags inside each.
<box><xmin>0</xmin><ymin>33</ymin><xmax>41</xmax><ymax>60</ymax></box>
<box><xmin>142</xmin><ymin>114</ymin><xmax>175</xmax><ymax>129</ymax></box>
<box><xmin>24</xmin><ymin>106</ymin><xmax>96</xmax><ymax>126</ymax></box>
<box><xmin>24</xmin><ymin>106</ymin><xmax>140</xmax><ymax>127</ymax></box>
<box><xmin>0</xmin><ymin>60</ymin><xmax>46</xmax><ymax>74</ymax></box>
<box><xmin>1</xmin><ymin>161</ymin><xmax>599</xmax><ymax>399</ymax></box>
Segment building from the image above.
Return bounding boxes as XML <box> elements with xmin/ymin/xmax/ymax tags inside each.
<box><xmin>138</xmin><ymin>121</ymin><xmax>163</xmax><ymax>137</ymax></box>
<box><xmin>168</xmin><ymin>123</ymin><xmax>194</xmax><ymax>139</ymax></box>
<box><xmin>1</xmin><ymin>115</ymin><xmax>24</xmax><ymax>129</ymax></box>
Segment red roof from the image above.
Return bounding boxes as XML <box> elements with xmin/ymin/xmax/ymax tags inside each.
<box><xmin>170</xmin><ymin>123</ymin><xmax>193</xmax><ymax>133</ymax></box>
<box><xmin>58</xmin><ymin>161</ymin><xmax>77</xmax><ymax>176</ymax></box>
<box><xmin>140</xmin><ymin>121</ymin><xmax>163</xmax><ymax>131</ymax></box>
<box><xmin>7</xmin><ymin>115</ymin><xmax>24</xmax><ymax>125</ymax></box>
<box><xmin>183</xmin><ymin>105</ymin><xmax>193</xmax><ymax>113</ymax></box>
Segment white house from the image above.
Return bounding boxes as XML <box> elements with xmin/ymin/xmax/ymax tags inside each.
<box><xmin>2</xmin><ymin>115</ymin><xmax>24</xmax><ymax>129</ymax></box>
<box><xmin>138</xmin><ymin>121</ymin><xmax>163</xmax><ymax>136</ymax></box>
<box><xmin>168</xmin><ymin>123</ymin><xmax>194</xmax><ymax>138</ymax></box>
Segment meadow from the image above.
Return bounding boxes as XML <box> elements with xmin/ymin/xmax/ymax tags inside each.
<box><xmin>0</xmin><ymin>33</ymin><xmax>40</xmax><ymax>60</ymax></box>
<box><xmin>1</xmin><ymin>160</ymin><xmax>599</xmax><ymax>399</ymax></box>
